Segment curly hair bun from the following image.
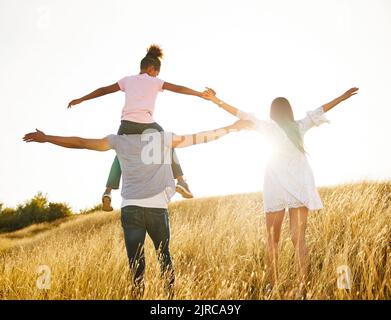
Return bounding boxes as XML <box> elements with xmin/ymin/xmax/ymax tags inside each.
<box><xmin>146</xmin><ymin>44</ymin><xmax>163</xmax><ymax>59</ymax></box>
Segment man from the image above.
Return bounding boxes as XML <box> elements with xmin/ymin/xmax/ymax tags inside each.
<box><xmin>23</xmin><ymin>119</ymin><xmax>251</xmax><ymax>298</ymax></box>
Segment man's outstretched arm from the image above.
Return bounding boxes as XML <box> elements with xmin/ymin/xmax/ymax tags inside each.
<box><xmin>171</xmin><ymin>119</ymin><xmax>252</xmax><ymax>148</ymax></box>
<box><xmin>23</xmin><ymin>129</ymin><xmax>110</xmax><ymax>151</ymax></box>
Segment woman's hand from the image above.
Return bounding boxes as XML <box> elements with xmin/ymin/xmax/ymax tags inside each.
<box><xmin>323</xmin><ymin>87</ymin><xmax>359</xmax><ymax>112</ymax></box>
<box><xmin>67</xmin><ymin>98</ymin><xmax>83</xmax><ymax>109</ymax></box>
<box><xmin>341</xmin><ymin>87</ymin><xmax>359</xmax><ymax>101</ymax></box>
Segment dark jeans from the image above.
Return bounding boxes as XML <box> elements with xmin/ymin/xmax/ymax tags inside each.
<box><xmin>121</xmin><ymin>205</ymin><xmax>175</xmax><ymax>297</ymax></box>
<box><xmin>106</xmin><ymin>120</ymin><xmax>184</xmax><ymax>189</ymax></box>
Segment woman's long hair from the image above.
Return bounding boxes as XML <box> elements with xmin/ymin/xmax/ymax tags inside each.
<box><xmin>270</xmin><ymin>97</ymin><xmax>306</xmax><ymax>153</ymax></box>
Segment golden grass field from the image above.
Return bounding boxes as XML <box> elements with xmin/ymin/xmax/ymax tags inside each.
<box><xmin>0</xmin><ymin>181</ymin><xmax>390</xmax><ymax>300</ymax></box>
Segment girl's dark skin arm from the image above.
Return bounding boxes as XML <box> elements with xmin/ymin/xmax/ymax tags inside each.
<box><xmin>163</xmin><ymin>82</ymin><xmax>205</xmax><ymax>98</ymax></box>
<box><xmin>68</xmin><ymin>82</ymin><xmax>209</xmax><ymax>108</ymax></box>
<box><xmin>67</xmin><ymin>61</ymin><xmax>214</xmax><ymax>109</ymax></box>
<box><xmin>67</xmin><ymin>83</ymin><xmax>120</xmax><ymax>108</ymax></box>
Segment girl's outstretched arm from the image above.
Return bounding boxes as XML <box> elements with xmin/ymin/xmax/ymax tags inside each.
<box><xmin>162</xmin><ymin>82</ymin><xmax>209</xmax><ymax>98</ymax></box>
<box><xmin>322</xmin><ymin>87</ymin><xmax>359</xmax><ymax>112</ymax></box>
<box><xmin>67</xmin><ymin>82</ymin><xmax>121</xmax><ymax>109</ymax></box>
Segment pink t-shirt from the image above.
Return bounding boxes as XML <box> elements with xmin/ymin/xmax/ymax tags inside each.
<box><xmin>118</xmin><ymin>73</ymin><xmax>165</xmax><ymax>123</ymax></box>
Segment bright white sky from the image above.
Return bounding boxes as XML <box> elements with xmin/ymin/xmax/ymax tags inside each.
<box><xmin>1</xmin><ymin>0</ymin><xmax>390</xmax><ymax>211</ymax></box>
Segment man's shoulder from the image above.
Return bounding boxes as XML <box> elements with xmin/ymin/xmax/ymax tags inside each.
<box><xmin>140</xmin><ymin>131</ymin><xmax>174</xmax><ymax>139</ymax></box>
<box><xmin>110</xmin><ymin>132</ymin><xmax>174</xmax><ymax>142</ymax></box>
<box><xmin>140</xmin><ymin>131</ymin><xmax>174</xmax><ymax>149</ymax></box>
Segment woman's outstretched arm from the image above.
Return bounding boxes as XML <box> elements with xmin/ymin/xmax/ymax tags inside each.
<box><xmin>322</xmin><ymin>87</ymin><xmax>359</xmax><ymax>112</ymax></box>
<box><xmin>67</xmin><ymin>82</ymin><xmax>121</xmax><ymax>109</ymax></box>
<box><xmin>202</xmin><ymin>88</ymin><xmax>243</xmax><ymax>117</ymax></box>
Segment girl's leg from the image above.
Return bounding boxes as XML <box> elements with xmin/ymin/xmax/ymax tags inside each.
<box><xmin>102</xmin><ymin>120</ymin><xmax>143</xmax><ymax>210</ymax></box>
<box><xmin>102</xmin><ymin>155</ymin><xmax>121</xmax><ymax>211</ymax></box>
<box><xmin>172</xmin><ymin>149</ymin><xmax>193</xmax><ymax>198</ymax></box>
<box><xmin>265</xmin><ymin>210</ymin><xmax>285</xmax><ymax>287</ymax></box>
<box><xmin>148</xmin><ymin>123</ymin><xmax>192</xmax><ymax>198</ymax></box>
<box><xmin>148</xmin><ymin>122</ymin><xmax>185</xmax><ymax>180</ymax></box>
<box><xmin>288</xmin><ymin>207</ymin><xmax>309</xmax><ymax>287</ymax></box>
<box><xmin>105</xmin><ymin>156</ymin><xmax>121</xmax><ymax>192</ymax></box>
<box><xmin>171</xmin><ymin>150</ymin><xmax>184</xmax><ymax>180</ymax></box>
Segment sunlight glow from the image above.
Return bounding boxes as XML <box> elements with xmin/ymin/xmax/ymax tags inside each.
<box><xmin>1</xmin><ymin>0</ymin><xmax>390</xmax><ymax>210</ymax></box>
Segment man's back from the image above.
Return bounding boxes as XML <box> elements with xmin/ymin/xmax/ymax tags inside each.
<box><xmin>107</xmin><ymin>131</ymin><xmax>175</xmax><ymax>200</ymax></box>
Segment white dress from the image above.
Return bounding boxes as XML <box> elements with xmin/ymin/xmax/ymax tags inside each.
<box><xmin>239</xmin><ymin>106</ymin><xmax>329</xmax><ymax>213</ymax></box>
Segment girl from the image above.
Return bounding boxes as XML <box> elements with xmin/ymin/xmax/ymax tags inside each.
<box><xmin>204</xmin><ymin>87</ymin><xmax>359</xmax><ymax>295</ymax></box>
<box><xmin>68</xmin><ymin>44</ymin><xmax>212</xmax><ymax>211</ymax></box>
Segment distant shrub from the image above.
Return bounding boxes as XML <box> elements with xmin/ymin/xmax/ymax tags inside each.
<box><xmin>79</xmin><ymin>203</ymin><xmax>103</xmax><ymax>215</ymax></box>
<box><xmin>0</xmin><ymin>193</ymin><xmax>72</xmax><ymax>233</ymax></box>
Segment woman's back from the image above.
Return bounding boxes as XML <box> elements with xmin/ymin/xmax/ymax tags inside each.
<box><xmin>240</xmin><ymin>106</ymin><xmax>328</xmax><ymax>162</ymax></box>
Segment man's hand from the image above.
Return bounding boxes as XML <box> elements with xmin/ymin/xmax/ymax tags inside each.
<box><xmin>230</xmin><ymin>119</ymin><xmax>254</xmax><ymax>131</ymax></box>
<box><xmin>23</xmin><ymin>130</ymin><xmax>110</xmax><ymax>150</ymax></box>
<box><xmin>23</xmin><ymin>129</ymin><xmax>47</xmax><ymax>143</ymax></box>
<box><xmin>341</xmin><ymin>87</ymin><xmax>359</xmax><ymax>101</ymax></box>
<box><xmin>202</xmin><ymin>87</ymin><xmax>220</xmax><ymax>104</ymax></box>
<box><xmin>67</xmin><ymin>98</ymin><xmax>83</xmax><ymax>109</ymax></box>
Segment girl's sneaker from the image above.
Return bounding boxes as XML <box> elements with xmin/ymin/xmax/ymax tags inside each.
<box><xmin>176</xmin><ymin>180</ymin><xmax>194</xmax><ymax>199</ymax></box>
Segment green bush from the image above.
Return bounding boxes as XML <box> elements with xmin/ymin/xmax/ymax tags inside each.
<box><xmin>79</xmin><ymin>203</ymin><xmax>103</xmax><ymax>215</ymax></box>
<box><xmin>0</xmin><ymin>193</ymin><xmax>73</xmax><ymax>233</ymax></box>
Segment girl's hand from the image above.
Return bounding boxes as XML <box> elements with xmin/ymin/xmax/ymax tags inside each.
<box><xmin>202</xmin><ymin>87</ymin><xmax>217</xmax><ymax>101</ymax></box>
<box><xmin>341</xmin><ymin>87</ymin><xmax>359</xmax><ymax>101</ymax></box>
<box><xmin>67</xmin><ymin>98</ymin><xmax>82</xmax><ymax>109</ymax></box>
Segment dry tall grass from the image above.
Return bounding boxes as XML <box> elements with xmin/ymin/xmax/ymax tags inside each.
<box><xmin>0</xmin><ymin>181</ymin><xmax>390</xmax><ymax>300</ymax></box>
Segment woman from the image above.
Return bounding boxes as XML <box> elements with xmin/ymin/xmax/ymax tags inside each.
<box><xmin>204</xmin><ymin>87</ymin><xmax>359</xmax><ymax>295</ymax></box>
<box><xmin>68</xmin><ymin>44</ymin><xmax>213</xmax><ymax>211</ymax></box>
